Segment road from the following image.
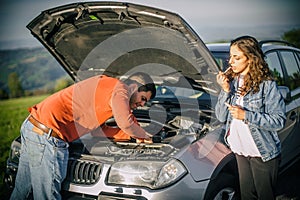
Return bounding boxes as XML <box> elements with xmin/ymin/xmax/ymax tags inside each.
<box><xmin>276</xmin><ymin>159</ymin><xmax>300</xmax><ymax>199</ymax></box>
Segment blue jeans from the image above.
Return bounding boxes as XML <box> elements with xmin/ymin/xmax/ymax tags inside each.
<box><xmin>10</xmin><ymin>117</ymin><xmax>69</xmax><ymax>200</ymax></box>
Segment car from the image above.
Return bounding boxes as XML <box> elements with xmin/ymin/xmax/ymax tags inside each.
<box><xmin>207</xmin><ymin>41</ymin><xmax>300</xmax><ymax>171</ymax></box>
<box><xmin>3</xmin><ymin>1</ymin><xmax>298</xmax><ymax>200</ymax></box>
<box><xmin>3</xmin><ymin>2</ymin><xmax>236</xmax><ymax>199</ymax></box>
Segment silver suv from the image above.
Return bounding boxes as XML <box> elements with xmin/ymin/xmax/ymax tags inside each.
<box><xmin>4</xmin><ymin>2</ymin><xmax>300</xmax><ymax>200</ymax></box>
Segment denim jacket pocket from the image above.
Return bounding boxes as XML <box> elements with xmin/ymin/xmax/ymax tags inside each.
<box><xmin>246</xmin><ymin>97</ymin><xmax>265</xmax><ymax>111</ymax></box>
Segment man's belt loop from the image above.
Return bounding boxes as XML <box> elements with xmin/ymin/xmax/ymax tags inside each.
<box><xmin>47</xmin><ymin>128</ymin><xmax>52</xmax><ymax>139</ymax></box>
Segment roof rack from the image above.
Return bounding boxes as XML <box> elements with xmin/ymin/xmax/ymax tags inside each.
<box><xmin>258</xmin><ymin>40</ymin><xmax>296</xmax><ymax>48</ymax></box>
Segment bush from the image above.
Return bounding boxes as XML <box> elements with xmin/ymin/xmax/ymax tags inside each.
<box><xmin>282</xmin><ymin>28</ymin><xmax>300</xmax><ymax>49</ymax></box>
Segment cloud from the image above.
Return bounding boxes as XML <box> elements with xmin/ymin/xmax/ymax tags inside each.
<box><xmin>0</xmin><ymin>0</ymin><xmax>299</xmax><ymax>49</ymax></box>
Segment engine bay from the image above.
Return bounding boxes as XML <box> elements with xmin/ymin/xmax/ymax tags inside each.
<box><xmin>69</xmin><ymin>102</ymin><xmax>218</xmax><ymax>162</ymax></box>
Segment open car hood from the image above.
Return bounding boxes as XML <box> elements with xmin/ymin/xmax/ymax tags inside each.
<box><xmin>27</xmin><ymin>1</ymin><xmax>220</xmax><ymax>93</ymax></box>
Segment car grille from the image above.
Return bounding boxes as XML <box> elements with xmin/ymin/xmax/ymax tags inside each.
<box><xmin>66</xmin><ymin>159</ymin><xmax>102</xmax><ymax>185</ymax></box>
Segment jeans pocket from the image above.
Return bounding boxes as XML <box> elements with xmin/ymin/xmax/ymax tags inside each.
<box><xmin>27</xmin><ymin>139</ymin><xmax>45</xmax><ymax>167</ymax></box>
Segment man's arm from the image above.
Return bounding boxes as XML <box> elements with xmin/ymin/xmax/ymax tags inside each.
<box><xmin>110</xmin><ymin>82</ymin><xmax>151</xmax><ymax>139</ymax></box>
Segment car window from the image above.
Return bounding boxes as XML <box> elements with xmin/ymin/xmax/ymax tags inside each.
<box><xmin>210</xmin><ymin>52</ymin><xmax>229</xmax><ymax>71</ymax></box>
<box><xmin>280</xmin><ymin>50</ymin><xmax>300</xmax><ymax>90</ymax></box>
<box><xmin>265</xmin><ymin>51</ymin><xmax>284</xmax><ymax>86</ymax></box>
<box><xmin>295</xmin><ymin>51</ymin><xmax>300</xmax><ymax>67</ymax></box>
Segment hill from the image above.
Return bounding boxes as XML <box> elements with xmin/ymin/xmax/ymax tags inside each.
<box><xmin>0</xmin><ymin>47</ymin><xmax>70</xmax><ymax>94</ymax></box>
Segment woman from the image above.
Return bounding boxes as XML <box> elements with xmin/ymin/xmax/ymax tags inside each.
<box><xmin>215</xmin><ymin>36</ymin><xmax>286</xmax><ymax>199</ymax></box>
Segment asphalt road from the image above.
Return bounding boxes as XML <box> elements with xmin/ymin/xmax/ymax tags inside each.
<box><xmin>275</xmin><ymin>159</ymin><xmax>300</xmax><ymax>199</ymax></box>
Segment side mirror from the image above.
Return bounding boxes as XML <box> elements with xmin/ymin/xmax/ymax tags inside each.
<box><xmin>278</xmin><ymin>86</ymin><xmax>291</xmax><ymax>102</ymax></box>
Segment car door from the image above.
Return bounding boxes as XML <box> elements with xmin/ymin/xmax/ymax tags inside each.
<box><xmin>265</xmin><ymin>49</ymin><xmax>300</xmax><ymax>168</ymax></box>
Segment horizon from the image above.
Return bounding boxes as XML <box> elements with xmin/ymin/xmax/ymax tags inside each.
<box><xmin>1</xmin><ymin>24</ymin><xmax>299</xmax><ymax>50</ymax></box>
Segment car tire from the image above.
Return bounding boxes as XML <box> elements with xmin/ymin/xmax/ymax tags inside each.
<box><xmin>204</xmin><ymin>173</ymin><xmax>239</xmax><ymax>200</ymax></box>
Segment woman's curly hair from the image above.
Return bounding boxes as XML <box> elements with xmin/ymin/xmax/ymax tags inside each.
<box><xmin>225</xmin><ymin>36</ymin><xmax>273</xmax><ymax>95</ymax></box>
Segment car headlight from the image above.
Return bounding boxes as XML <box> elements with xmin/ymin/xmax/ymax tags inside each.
<box><xmin>107</xmin><ymin>159</ymin><xmax>187</xmax><ymax>189</ymax></box>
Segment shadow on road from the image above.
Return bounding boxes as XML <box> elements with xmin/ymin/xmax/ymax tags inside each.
<box><xmin>276</xmin><ymin>159</ymin><xmax>300</xmax><ymax>199</ymax></box>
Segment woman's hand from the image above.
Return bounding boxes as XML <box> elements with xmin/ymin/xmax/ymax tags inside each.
<box><xmin>226</xmin><ymin>103</ymin><xmax>246</xmax><ymax>120</ymax></box>
<box><xmin>217</xmin><ymin>71</ymin><xmax>230</xmax><ymax>92</ymax></box>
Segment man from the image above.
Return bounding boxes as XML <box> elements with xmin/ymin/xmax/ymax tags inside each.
<box><xmin>10</xmin><ymin>72</ymin><xmax>156</xmax><ymax>200</ymax></box>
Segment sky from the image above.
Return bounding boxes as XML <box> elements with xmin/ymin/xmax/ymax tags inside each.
<box><xmin>0</xmin><ymin>0</ymin><xmax>299</xmax><ymax>49</ymax></box>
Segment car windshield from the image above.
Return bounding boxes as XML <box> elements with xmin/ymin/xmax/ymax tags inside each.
<box><xmin>155</xmin><ymin>85</ymin><xmax>212</xmax><ymax>101</ymax></box>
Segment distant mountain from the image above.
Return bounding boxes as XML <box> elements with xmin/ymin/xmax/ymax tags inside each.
<box><xmin>0</xmin><ymin>47</ymin><xmax>70</xmax><ymax>93</ymax></box>
<box><xmin>0</xmin><ymin>39</ymin><xmax>41</xmax><ymax>50</ymax></box>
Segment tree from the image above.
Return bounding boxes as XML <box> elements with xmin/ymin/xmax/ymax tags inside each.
<box><xmin>282</xmin><ymin>28</ymin><xmax>300</xmax><ymax>49</ymax></box>
<box><xmin>0</xmin><ymin>89</ymin><xmax>9</xmax><ymax>99</ymax></box>
<box><xmin>53</xmin><ymin>77</ymin><xmax>73</xmax><ymax>92</ymax></box>
<box><xmin>8</xmin><ymin>72</ymin><xmax>24</xmax><ymax>98</ymax></box>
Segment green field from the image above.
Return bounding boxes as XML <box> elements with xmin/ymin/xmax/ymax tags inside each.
<box><xmin>0</xmin><ymin>95</ymin><xmax>49</xmax><ymax>198</ymax></box>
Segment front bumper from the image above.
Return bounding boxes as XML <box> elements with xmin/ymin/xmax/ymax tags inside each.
<box><xmin>63</xmin><ymin>164</ymin><xmax>210</xmax><ymax>200</ymax></box>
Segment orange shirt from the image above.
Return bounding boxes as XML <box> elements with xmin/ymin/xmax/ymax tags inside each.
<box><xmin>29</xmin><ymin>75</ymin><xmax>149</xmax><ymax>142</ymax></box>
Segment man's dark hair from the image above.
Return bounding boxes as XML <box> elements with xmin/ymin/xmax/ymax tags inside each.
<box><xmin>124</xmin><ymin>72</ymin><xmax>156</xmax><ymax>99</ymax></box>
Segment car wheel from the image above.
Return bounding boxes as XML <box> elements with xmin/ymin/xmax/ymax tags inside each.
<box><xmin>204</xmin><ymin>173</ymin><xmax>239</xmax><ymax>200</ymax></box>
<box><xmin>212</xmin><ymin>187</ymin><xmax>236</xmax><ymax>200</ymax></box>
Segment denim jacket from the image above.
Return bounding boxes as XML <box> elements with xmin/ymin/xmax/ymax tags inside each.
<box><xmin>215</xmin><ymin>78</ymin><xmax>286</xmax><ymax>162</ymax></box>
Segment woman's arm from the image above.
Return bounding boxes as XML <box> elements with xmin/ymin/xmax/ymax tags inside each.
<box><xmin>244</xmin><ymin>81</ymin><xmax>286</xmax><ymax>131</ymax></box>
<box><xmin>215</xmin><ymin>90</ymin><xmax>232</xmax><ymax>122</ymax></box>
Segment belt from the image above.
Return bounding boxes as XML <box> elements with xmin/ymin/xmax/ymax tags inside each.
<box><xmin>28</xmin><ymin>115</ymin><xmax>63</xmax><ymax>141</ymax></box>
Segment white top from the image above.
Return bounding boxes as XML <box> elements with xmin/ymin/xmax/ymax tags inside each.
<box><xmin>227</xmin><ymin>77</ymin><xmax>261</xmax><ymax>157</ymax></box>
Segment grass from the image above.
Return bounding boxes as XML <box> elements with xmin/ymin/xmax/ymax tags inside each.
<box><xmin>0</xmin><ymin>95</ymin><xmax>49</xmax><ymax>198</ymax></box>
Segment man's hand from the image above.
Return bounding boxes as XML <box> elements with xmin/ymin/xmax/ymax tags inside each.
<box><xmin>136</xmin><ymin>138</ymin><xmax>153</xmax><ymax>144</ymax></box>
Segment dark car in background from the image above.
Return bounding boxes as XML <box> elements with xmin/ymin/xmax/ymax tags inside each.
<box><xmin>207</xmin><ymin>41</ymin><xmax>300</xmax><ymax>172</ymax></box>
<box><xmin>3</xmin><ymin>1</ymin><xmax>300</xmax><ymax>199</ymax></box>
